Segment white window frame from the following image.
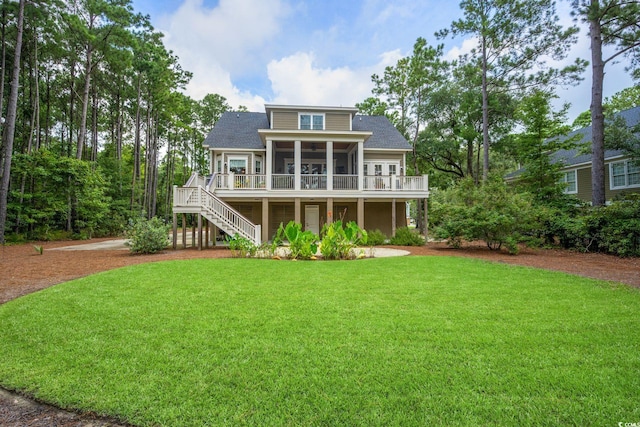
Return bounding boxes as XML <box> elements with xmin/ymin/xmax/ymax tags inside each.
<box><xmin>255</xmin><ymin>156</ymin><xmax>263</xmax><ymax>174</ymax></box>
<box><xmin>227</xmin><ymin>156</ymin><xmax>248</xmax><ymax>174</ymax></box>
<box><xmin>299</xmin><ymin>113</ymin><xmax>325</xmax><ymax>130</ymax></box>
<box><xmin>364</xmin><ymin>161</ymin><xmax>401</xmax><ymax>176</ymax></box>
<box><xmin>560</xmin><ymin>170</ymin><xmax>577</xmax><ymax>194</ymax></box>
<box><xmin>609</xmin><ymin>160</ymin><xmax>640</xmax><ymax>190</ymax></box>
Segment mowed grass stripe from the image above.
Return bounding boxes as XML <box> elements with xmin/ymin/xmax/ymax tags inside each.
<box><xmin>0</xmin><ymin>257</ymin><xmax>638</xmax><ymax>426</ymax></box>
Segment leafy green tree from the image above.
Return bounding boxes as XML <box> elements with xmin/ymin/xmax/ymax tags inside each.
<box><xmin>571</xmin><ymin>0</ymin><xmax>640</xmax><ymax>206</ymax></box>
<box><xmin>572</xmin><ymin>85</ymin><xmax>640</xmax><ymax>129</ymax></box>
<box><xmin>439</xmin><ymin>0</ymin><xmax>583</xmax><ymax>181</ymax></box>
<box><xmin>508</xmin><ymin>90</ymin><xmax>578</xmax><ymax>204</ymax></box>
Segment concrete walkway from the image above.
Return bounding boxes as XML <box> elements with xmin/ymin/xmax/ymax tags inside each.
<box><xmin>49</xmin><ymin>238</ymin><xmax>410</xmax><ymax>257</ymax></box>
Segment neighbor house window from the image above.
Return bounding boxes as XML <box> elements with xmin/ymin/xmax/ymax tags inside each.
<box><xmin>560</xmin><ymin>170</ymin><xmax>577</xmax><ymax>194</ymax></box>
<box><xmin>299</xmin><ymin>114</ymin><xmax>324</xmax><ymax>130</ymax></box>
<box><xmin>610</xmin><ymin>160</ymin><xmax>640</xmax><ymax>189</ymax></box>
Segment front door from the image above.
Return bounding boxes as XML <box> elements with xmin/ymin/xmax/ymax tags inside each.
<box><xmin>305</xmin><ymin>205</ymin><xmax>320</xmax><ymax>235</ymax></box>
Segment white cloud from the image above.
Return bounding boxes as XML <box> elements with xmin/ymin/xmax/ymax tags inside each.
<box><xmin>155</xmin><ymin>0</ymin><xmax>289</xmax><ymax>109</ymax></box>
<box><xmin>444</xmin><ymin>37</ymin><xmax>478</xmax><ymax>62</ymax></box>
<box><xmin>267</xmin><ymin>50</ymin><xmax>403</xmax><ymax>107</ymax></box>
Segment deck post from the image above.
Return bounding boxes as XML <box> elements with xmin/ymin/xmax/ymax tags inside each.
<box><xmin>295</xmin><ymin>198</ymin><xmax>301</xmax><ymax>224</ymax></box>
<box><xmin>392</xmin><ymin>198</ymin><xmax>397</xmax><ymax>237</ymax></box>
<box><xmin>191</xmin><ymin>215</ymin><xmax>196</xmax><ymax>248</ymax></box>
<box><xmin>205</xmin><ymin>220</ymin><xmax>209</xmax><ymax>248</ymax></box>
<box><xmin>357</xmin><ymin>198</ymin><xmax>365</xmax><ymax>230</ymax></box>
<box><xmin>423</xmin><ymin>198</ymin><xmax>428</xmax><ymax>243</ymax></box>
<box><xmin>327</xmin><ymin>197</ymin><xmax>333</xmax><ymax>224</ymax></box>
<box><xmin>182</xmin><ymin>214</ymin><xmax>187</xmax><ymax>249</ymax></box>
<box><xmin>262</xmin><ymin>198</ymin><xmax>269</xmax><ymax>242</ymax></box>
<box><xmin>197</xmin><ymin>214</ymin><xmax>203</xmax><ymax>250</ymax></box>
<box><xmin>172</xmin><ymin>213</ymin><xmax>177</xmax><ymax>249</ymax></box>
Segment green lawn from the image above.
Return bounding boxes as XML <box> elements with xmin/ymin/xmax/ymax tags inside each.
<box><xmin>0</xmin><ymin>257</ymin><xmax>639</xmax><ymax>426</ymax></box>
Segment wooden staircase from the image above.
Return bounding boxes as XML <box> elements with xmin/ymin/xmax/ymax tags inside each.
<box><xmin>173</xmin><ymin>174</ymin><xmax>261</xmax><ymax>245</ymax></box>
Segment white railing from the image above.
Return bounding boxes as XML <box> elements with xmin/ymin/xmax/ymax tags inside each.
<box><xmin>185</xmin><ymin>171</ymin><xmax>206</xmax><ymax>188</ymax></box>
<box><xmin>187</xmin><ymin>172</ymin><xmax>428</xmax><ymax>193</ymax></box>
<box><xmin>198</xmin><ymin>187</ymin><xmax>260</xmax><ymax>244</ymax></box>
<box><xmin>272</xmin><ymin>174</ymin><xmax>294</xmax><ymax>190</ymax></box>
<box><xmin>364</xmin><ymin>176</ymin><xmax>391</xmax><ymax>190</ymax></box>
<box><xmin>333</xmin><ymin>175</ymin><xmax>358</xmax><ymax>190</ymax></box>
<box><xmin>174</xmin><ymin>186</ymin><xmax>260</xmax><ymax>244</ymax></box>
<box><xmin>301</xmin><ymin>175</ymin><xmax>327</xmax><ymax>190</ymax></box>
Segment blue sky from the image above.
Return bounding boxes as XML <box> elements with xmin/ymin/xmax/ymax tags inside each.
<box><xmin>131</xmin><ymin>0</ymin><xmax>635</xmax><ymax>121</ymax></box>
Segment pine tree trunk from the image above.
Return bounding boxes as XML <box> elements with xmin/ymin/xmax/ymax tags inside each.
<box><xmin>77</xmin><ymin>47</ymin><xmax>93</xmax><ymax>160</ymax></box>
<box><xmin>589</xmin><ymin>12</ymin><xmax>606</xmax><ymax>207</ymax></box>
<box><xmin>0</xmin><ymin>0</ymin><xmax>25</xmax><ymax>244</ymax></box>
<box><xmin>481</xmin><ymin>33</ymin><xmax>490</xmax><ymax>183</ymax></box>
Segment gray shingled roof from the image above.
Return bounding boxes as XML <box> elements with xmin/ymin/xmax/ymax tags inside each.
<box><xmin>203</xmin><ymin>112</ymin><xmax>269</xmax><ymax>150</ymax></box>
<box><xmin>202</xmin><ymin>111</ymin><xmax>411</xmax><ymax>150</ymax></box>
<box><xmin>506</xmin><ymin>105</ymin><xmax>640</xmax><ymax>179</ymax></box>
<box><xmin>354</xmin><ymin>115</ymin><xmax>412</xmax><ymax>150</ymax></box>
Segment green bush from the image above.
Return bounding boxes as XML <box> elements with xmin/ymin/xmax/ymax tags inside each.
<box><xmin>366</xmin><ymin>229</ymin><xmax>387</xmax><ymax>246</ymax></box>
<box><xmin>430</xmin><ymin>177</ymin><xmax>536</xmax><ymax>254</ymax></box>
<box><xmin>227</xmin><ymin>235</ymin><xmax>258</xmax><ymax>258</ymax></box>
<box><xmin>125</xmin><ymin>217</ymin><xmax>170</xmax><ymax>254</ymax></box>
<box><xmin>541</xmin><ymin>195</ymin><xmax>640</xmax><ymax>257</ymax></box>
<box><xmin>389</xmin><ymin>227</ymin><xmax>425</xmax><ymax>246</ymax></box>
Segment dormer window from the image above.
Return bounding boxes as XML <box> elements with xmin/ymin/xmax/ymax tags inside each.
<box><xmin>299</xmin><ymin>113</ymin><xmax>324</xmax><ymax>130</ymax></box>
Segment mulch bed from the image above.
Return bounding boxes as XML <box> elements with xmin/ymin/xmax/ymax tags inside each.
<box><xmin>1</xmin><ymin>238</ymin><xmax>638</xmax><ymax>426</ymax></box>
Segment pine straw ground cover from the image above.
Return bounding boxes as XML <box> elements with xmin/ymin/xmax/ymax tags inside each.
<box><xmin>0</xmin><ymin>257</ymin><xmax>639</xmax><ymax>426</ymax></box>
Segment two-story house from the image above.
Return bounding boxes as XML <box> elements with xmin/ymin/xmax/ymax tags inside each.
<box><xmin>172</xmin><ymin>104</ymin><xmax>429</xmax><ymax>248</ymax></box>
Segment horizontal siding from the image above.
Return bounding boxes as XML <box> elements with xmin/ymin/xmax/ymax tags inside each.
<box><xmin>576</xmin><ymin>168</ymin><xmax>591</xmax><ymax>201</ymax></box>
<box><xmin>272</xmin><ymin>111</ymin><xmax>298</xmax><ymax>130</ymax></box>
<box><xmin>326</xmin><ymin>113</ymin><xmax>351</xmax><ymax>131</ymax></box>
<box><xmin>364</xmin><ymin>153</ymin><xmax>404</xmax><ymax>161</ymax></box>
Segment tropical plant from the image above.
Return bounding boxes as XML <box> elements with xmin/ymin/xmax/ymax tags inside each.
<box><xmin>281</xmin><ymin>221</ymin><xmax>318</xmax><ymax>260</ymax></box>
<box><xmin>320</xmin><ymin>220</ymin><xmax>368</xmax><ymax>260</ymax></box>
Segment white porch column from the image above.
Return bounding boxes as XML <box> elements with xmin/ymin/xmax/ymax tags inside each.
<box><xmin>326</xmin><ymin>140</ymin><xmax>333</xmax><ymax>191</ymax></box>
<box><xmin>294</xmin><ymin>140</ymin><xmax>301</xmax><ymax>191</ymax></box>
<box><xmin>357</xmin><ymin>141</ymin><xmax>364</xmax><ymax>191</ymax></box>
<box><xmin>266</xmin><ymin>139</ymin><xmax>273</xmax><ymax>190</ymax></box>
<box><xmin>327</xmin><ymin>197</ymin><xmax>334</xmax><ymax>224</ymax></box>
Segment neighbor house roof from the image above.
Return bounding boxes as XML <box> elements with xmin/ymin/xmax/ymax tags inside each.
<box><xmin>506</xmin><ymin>105</ymin><xmax>640</xmax><ymax>179</ymax></box>
<box><xmin>202</xmin><ymin>111</ymin><xmax>411</xmax><ymax>151</ymax></box>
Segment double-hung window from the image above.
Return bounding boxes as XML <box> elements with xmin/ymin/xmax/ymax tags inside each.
<box><xmin>299</xmin><ymin>114</ymin><xmax>324</xmax><ymax>130</ymax></box>
<box><xmin>610</xmin><ymin>160</ymin><xmax>640</xmax><ymax>189</ymax></box>
<box><xmin>560</xmin><ymin>170</ymin><xmax>577</xmax><ymax>194</ymax></box>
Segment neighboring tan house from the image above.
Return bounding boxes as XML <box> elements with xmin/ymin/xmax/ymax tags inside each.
<box><xmin>172</xmin><ymin>104</ymin><xmax>429</xmax><ymax>247</ymax></box>
<box><xmin>507</xmin><ymin>105</ymin><xmax>640</xmax><ymax>203</ymax></box>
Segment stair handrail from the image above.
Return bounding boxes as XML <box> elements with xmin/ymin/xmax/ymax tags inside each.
<box><xmin>198</xmin><ymin>186</ymin><xmax>261</xmax><ymax>245</ymax></box>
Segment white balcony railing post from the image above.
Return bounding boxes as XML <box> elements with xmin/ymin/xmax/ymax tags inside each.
<box><xmin>228</xmin><ymin>172</ymin><xmax>234</xmax><ymax>190</ymax></box>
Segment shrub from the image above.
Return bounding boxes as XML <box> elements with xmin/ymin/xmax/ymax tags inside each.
<box><xmin>125</xmin><ymin>217</ymin><xmax>170</xmax><ymax>254</ymax></box>
<box><xmin>389</xmin><ymin>227</ymin><xmax>425</xmax><ymax>246</ymax></box>
<box><xmin>366</xmin><ymin>229</ymin><xmax>387</xmax><ymax>246</ymax></box>
<box><xmin>430</xmin><ymin>177</ymin><xmax>536</xmax><ymax>254</ymax></box>
<box><xmin>227</xmin><ymin>235</ymin><xmax>258</xmax><ymax>258</ymax></box>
